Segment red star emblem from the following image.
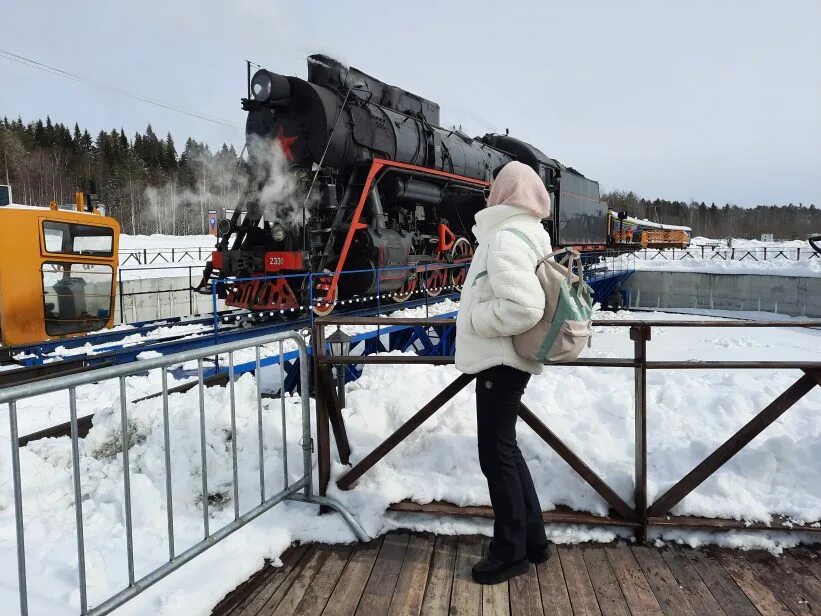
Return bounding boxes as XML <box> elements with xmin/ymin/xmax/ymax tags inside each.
<box><xmin>276</xmin><ymin>126</ymin><xmax>298</xmax><ymax>162</ymax></box>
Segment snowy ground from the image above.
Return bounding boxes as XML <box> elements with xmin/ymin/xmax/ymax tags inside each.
<box><xmin>1</xmin><ymin>307</ymin><xmax>819</xmax><ymax>614</ymax></box>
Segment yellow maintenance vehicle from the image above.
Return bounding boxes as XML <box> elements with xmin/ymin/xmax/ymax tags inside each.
<box><xmin>0</xmin><ymin>185</ymin><xmax>120</xmax><ymax>347</ymax></box>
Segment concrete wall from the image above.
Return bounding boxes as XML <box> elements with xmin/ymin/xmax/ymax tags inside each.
<box><xmin>115</xmin><ymin>276</ymin><xmax>225</xmax><ymax>323</ymax></box>
<box><xmin>624</xmin><ymin>271</ymin><xmax>821</xmax><ymax>317</ymax></box>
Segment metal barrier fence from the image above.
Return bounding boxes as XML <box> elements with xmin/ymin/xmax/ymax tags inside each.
<box><xmin>118</xmin><ymin>246</ymin><xmax>211</xmax><ymax>266</ymax></box>
<box><xmin>312</xmin><ymin>315</ymin><xmax>821</xmax><ymax>543</ymax></box>
<box><xmin>630</xmin><ymin>245</ymin><xmax>820</xmax><ymax>261</ymax></box>
<box><xmin>114</xmin><ymin>250</ymin><xmax>633</xmax><ymax>325</ymax></box>
<box><xmin>116</xmin><ymin>244</ymin><xmax>821</xmax><ymax>268</ymax></box>
<box><xmin>1</xmin><ymin>332</ymin><xmax>367</xmax><ymax>616</ymax></box>
<box><xmin>117</xmin><ymin>265</ymin><xmax>203</xmax><ymax>324</ymax></box>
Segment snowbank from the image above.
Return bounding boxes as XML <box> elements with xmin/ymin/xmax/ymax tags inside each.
<box><xmin>2</xmin><ymin>309</ymin><xmax>819</xmax><ymax>614</ymax></box>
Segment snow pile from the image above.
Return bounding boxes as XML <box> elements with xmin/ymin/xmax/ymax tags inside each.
<box><xmin>1</xmin><ymin>310</ymin><xmax>820</xmax><ymax>613</ymax></box>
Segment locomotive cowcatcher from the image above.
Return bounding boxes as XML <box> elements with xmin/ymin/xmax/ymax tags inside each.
<box><xmin>198</xmin><ymin>55</ymin><xmax>607</xmax><ymax>315</ymax></box>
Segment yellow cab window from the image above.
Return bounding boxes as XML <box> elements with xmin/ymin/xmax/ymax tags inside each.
<box><xmin>42</xmin><ymin>221</ymin><xmax>114</xmax><ymax>257</ymax></box>
<box><xmin>41</xmin><ymin>262</ymin><xmax>113</xmax><ymax>335</ymax></box>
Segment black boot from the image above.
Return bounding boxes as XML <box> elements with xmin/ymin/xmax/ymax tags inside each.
<box><xmin>489</xmin><ymin>539</ymin><xmax>551</xmax><ymax>564</ymax></box>
<box><xmin>527</xmin><ymin>543</ymin><xmax>550</xmax><ymax>564</ymax></box>
<box><xmin>471</xmin><ymin>557</ymin><xmax>530</xmax><ymax>585</ymax></box>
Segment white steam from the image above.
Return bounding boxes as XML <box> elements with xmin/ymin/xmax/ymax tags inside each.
<box><xmin>141</xmin><ymin>135</ymin><xmax>312</xmax><ymax>235</ymax></box>
<box><xmin>245</xmin><ymin>133</ymin><xmax>313</xmax><ymax>228</ymax></box>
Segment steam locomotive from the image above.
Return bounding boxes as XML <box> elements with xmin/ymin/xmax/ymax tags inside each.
<box><xmin>200</xmin><ymin>55</ymin><xmax>607</xmax><ymax>314</ymax></box>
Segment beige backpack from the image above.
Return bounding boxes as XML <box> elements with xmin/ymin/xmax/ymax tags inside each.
<box><xmin>502</xmin><ymin>229</ymin><xmax>594</xmax><ymax>363</ymax></box>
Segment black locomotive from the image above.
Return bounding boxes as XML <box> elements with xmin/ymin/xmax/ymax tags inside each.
<box><xmin>201</xmin><ymin>54</ymin><xmax>606</xmax><ymax>314</ymax></box>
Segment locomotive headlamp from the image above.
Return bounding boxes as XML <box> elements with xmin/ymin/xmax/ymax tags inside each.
<box><xmin>250</xmin><ymin>69</ymin><xmax>291</xmax><ymax>102</ymax></box>
<box><xmin>251</xmin><ymin>71</ymin><xmax>273</xmax><ymax>101</ymax></box>
<box><xmin>272</xmin><ymin>225</ymin><xmax>286</xmax><ymax>242</ymax></box>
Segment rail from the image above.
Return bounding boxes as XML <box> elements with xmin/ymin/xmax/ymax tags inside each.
<box><xmin>1</xmin><ymin>331</ymin><xmax>367</xmax><ymax>616</ymax></box>
<box><xmin>312</xmin><ymin>315</ymin><xmax>821</xmax><ymax>543</ymax></box>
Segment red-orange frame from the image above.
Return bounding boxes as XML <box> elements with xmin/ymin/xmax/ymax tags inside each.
<box><xmin>322</xmin><ymin>158</ymin><xmax>490</xmax><ymax>302</ymax></box>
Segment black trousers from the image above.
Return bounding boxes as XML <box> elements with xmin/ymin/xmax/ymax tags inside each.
<box><xmin>476</xmin><ymin>365</ymin><xmax>547</xmax><ymax>562</ymax></box>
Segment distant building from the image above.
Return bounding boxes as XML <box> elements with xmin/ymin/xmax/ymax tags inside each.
<box><xmin>761</xmin><ymin>233</ymin><xmax>774</xmax><ymax>242</ymax></box>
<box><xmin>0</xmin><ymin>184</ymin><xmax>11</xmax><ymax>206</ymax></box>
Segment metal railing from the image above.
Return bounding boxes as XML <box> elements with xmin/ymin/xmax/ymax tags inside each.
<box><xmin>629</xmin><ymin>245</ymin><xmax>819</xmax><ymax>262</ymax></box>
<box><xmin>1</xmin><ymin>332</ymin><xmax>367</xmax><ymax>616</ymax></box>
<box><xmin>312</xmin><ymin>315</ymin><xmax>821</xmax><ymax>543</ymax></box>
<box><xmin>118</xmin><ymin>246</ymin><xmax>212</xmax><ymax>266</ymax></box>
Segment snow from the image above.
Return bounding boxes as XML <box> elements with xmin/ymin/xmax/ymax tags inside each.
<box><xmin>118</xmin><ymin>234</ymin><xmax>216</xmax><ymax>251</ymax></box>
<box><xmin>1</xmin><ymin>308</ymin><xmax>820</xmax><ymax>614</ymax></box>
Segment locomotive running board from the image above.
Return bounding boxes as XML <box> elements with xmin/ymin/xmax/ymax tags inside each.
<box><xmin>320</xmin><ymin>158</ymin><xmax>489</xmax><ymax>306</ymax></box>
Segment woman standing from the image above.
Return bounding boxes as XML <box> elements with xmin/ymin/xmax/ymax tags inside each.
<box><xmin>455</xmin><ymin>161</ymin><xmax>552</xmax><ymax>585</ymax></box>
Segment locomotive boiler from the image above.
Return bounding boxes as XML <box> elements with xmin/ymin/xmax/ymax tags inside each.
<box><xmin>200</xmin><ymin>54</ymin><xmax>607</xmax><ymax>314</ymax></box>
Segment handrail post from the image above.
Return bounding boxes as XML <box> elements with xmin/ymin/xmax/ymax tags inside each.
<box><xmin>630</xmin><ymin>324</ymin><xmax>650</xmax><ymax>543</ymax></box>
<box><xmin>312</xmin><ymin>321</ymin><xmax>331</xmax><ymax>499</ymax></box>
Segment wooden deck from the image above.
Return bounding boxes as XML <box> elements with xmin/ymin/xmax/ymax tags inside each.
<box><xmin>212</xmin><ymin>534</ymin><xmax>821</xmax><ymax>616</ymax></box>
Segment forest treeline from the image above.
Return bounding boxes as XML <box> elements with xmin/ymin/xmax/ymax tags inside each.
<box><xmin>0</xmin><ymin>116</ymin><xmax>244</xmax><ymax>235</ymax></box>
<box><xmin>1</xmin><ymin>115</ymin><xmax>818</xmax><ymax>239</ymax></box>
<box><xmin>603</xmin><ymin>191</ymin><xmax>819</xmax><ymax>240</ymax></box>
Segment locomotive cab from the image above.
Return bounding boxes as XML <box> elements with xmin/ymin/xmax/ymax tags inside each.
<box><xmin>0</xmin><ymin>197</ymin><xmax>120</xmax><ymax>347</ymax></box>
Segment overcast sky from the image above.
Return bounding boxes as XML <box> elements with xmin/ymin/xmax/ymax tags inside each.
<box><xmin>1</xmin><ymin>0</ymin><xmax>818</xmax><ymax>206</ymax></box>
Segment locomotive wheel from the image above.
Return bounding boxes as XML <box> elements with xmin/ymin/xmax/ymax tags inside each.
<box><xmin>423</xmin><ymin>268</ymin><xmax>447</xmax><ymax>297</ymax></box>
<box><xmin>392</xmin><ymin>273</ymin><xmax>418</xmax><ymax>303</ymax></box>
<box><xmin>449</xmin><ymin>237</ymin><xmax>474</xmax><ymax>289</ymax></box>
<box><xmin>312</xmin><ymin>286</ymin><xmax>337</xmax><ymax>317</ymax></box>
<box><xmin>311</xmin><ymin>273</ymin><xmax>338</xmax><ymax>317</ymax></box>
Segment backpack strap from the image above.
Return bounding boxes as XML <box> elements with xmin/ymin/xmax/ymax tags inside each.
<box><xmin>500</xmin><ymin>228</ymin><xmax>572</xmax><ymax>275</ymax></box>
<box><xmin>500</xmin><ymin>227</ymin><xmax>539</xmax><ymax>254</ymax></box>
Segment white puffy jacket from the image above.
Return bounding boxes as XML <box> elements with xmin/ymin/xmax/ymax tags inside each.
<box><xmin>455</xmin><ymin>204</ymin><xmax>552</xmax><ymax>375</ymax></box>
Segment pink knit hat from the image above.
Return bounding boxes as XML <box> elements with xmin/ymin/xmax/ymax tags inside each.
<box><xmin>486</xmin><ymin>161</ymin><xmax>551</xmax><ymax>219</ymax></box>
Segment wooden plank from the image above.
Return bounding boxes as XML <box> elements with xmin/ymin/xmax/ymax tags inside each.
<box><xmin>293</xmin><ymin>544</ymin><xmax>353</xmax><ymax>616</ymax></box>
<box><xmin>712</xmin><ymin>548</ymin><xmax>795</xmax><ymax>616</ymax></box>
<box><xmin>269</xmin><ymin>546</ymin><xmax>330</xmax><ymax>616</ymax></box>
<box><xmin>581</xmin><ymin>545</ymin><xmax>630</xmax><ymax>616</ymax></box>
<box><xmin>682</xmin><ymin>549</ymin><xmax>760</xmax><ymax>616</ymax></box>
<box><xmin>356</xmin><ymin>533</ymin><xmax>410</xmax><ymax>615</ymax></box>
<box><xmin>777</xmin><ymin>553</ymin><xmax>821</xmax><ymax>609</ymax></box>
<box><xmin>508</xmin><ymin>557</ymin><xmax>541</xmax><ymax>616</ymax></box>
<box><xmin>603</xmin><ymin>544</ymin><xmax>662</xmax><ymax>616</ymax></box>
<box><xmin>250</xmin><ymin>547</ymin><xmax>317</xmax><ymax>616</ymax></box>
<box><xmin>230</xmin><ymin>544</ymin><xmax>311</xmax><ymax>616</ymax></box>
<box><xmin>450</xmin><ymin>536</ymin><xmax>483</xmax><ymax>616</ymax></box>
<box><xmin>728</xmin><ymin>550</ymin><xmax>816</xmax><ymax>616</ymax></box>
<box><xmin>536</xmin><ymin>544</ymin><xmax>572</xmax><ymax>615</ymax></box>
<box><xmin>322</xmin><ymin>537</ymin><xmax>382</xmax><ymax>616</ymax></box>
<box><xmin>659</xmin><ymin>547</ymin><xmax>726</xmax><ymax>616</ymax></box>
<box><xmin>631</xmin><ymin>546</ymin><xmax>696</xmax><ymax>616</ymax></box>
<box><xmin>389</xmin><ymin>534</ymin><xmax>436</xmax><ymax>616</ymax></box>
<box><xmin>791</xmin><ymin>547</ymin><xmax>821</xmax><ymax>582</ymax></box>
<box><xmin>558</xmin><ymin>545</ymin><xmax>602</xmax><ymax>616</ymax></box>
<box><xmin>481</xmin><ymin>538</ymin><xmax>510</xmax><ymax>616</ymax></box>
<box><xmin>389</xmin><ymin>500</ymin><xmax>639</xmax><ymax>528</ymax></box>
<box><xmin>420</xmin><ymin>536</ymin><xmax>458</xmax><ymax>616</ymax></box>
